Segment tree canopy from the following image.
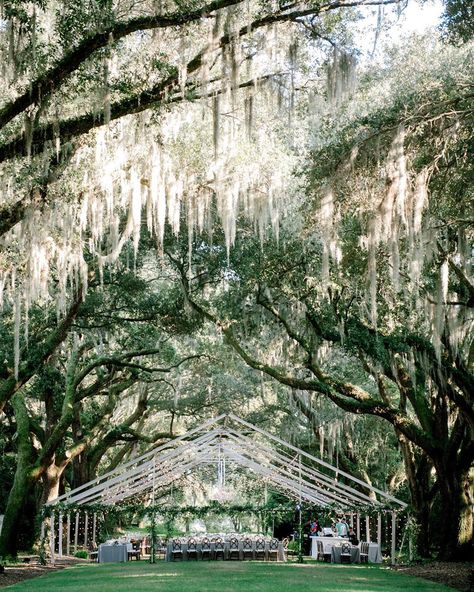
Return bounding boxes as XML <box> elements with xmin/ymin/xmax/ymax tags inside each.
<box><xmin>0</xmin><ymin>0</ymin><xmax>472</xmax><ymax>564</ymax></box>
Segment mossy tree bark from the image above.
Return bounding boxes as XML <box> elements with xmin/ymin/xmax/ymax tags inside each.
<box><xmin>0</xmin><ymin>394</ymin><xmax>35</xmax><ymax>557</ymax></box>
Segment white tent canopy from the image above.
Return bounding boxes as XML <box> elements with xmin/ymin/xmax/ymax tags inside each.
<box><xmin>50</xmin><ymin>413</ymin><xmax>406</xmax><ymax>510</ymax></box>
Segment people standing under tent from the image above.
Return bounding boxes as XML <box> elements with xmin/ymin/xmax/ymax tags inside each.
<box><xmin>309</xmin><ymin>517</ymin><xmax>321</xmax><ymax>536</ymax></box>
<box><xmin>335</xmin><ymin>515</ymin><xmax>350</xmax><ymax>537</ymax></box>
<box><xmin>348</xmin><ymin>527</ymin><xmax>359</xmax><ymax>546</ymax></box>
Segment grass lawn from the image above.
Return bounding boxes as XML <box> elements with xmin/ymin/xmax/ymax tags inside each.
<box><xmin>3</xmin><ymin>561</ymin><xmax>455</xmax><ymax>592</ymax></box>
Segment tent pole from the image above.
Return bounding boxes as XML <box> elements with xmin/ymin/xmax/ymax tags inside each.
<box><xmin>40</xmin><ymin>517</ymin><xmax>46</xmax><ymax>561</ymax></box>
<box><xmin>92</xmin><ymin>513</ymin><xmax>97</xmax><ymax>547</ymax></box>
<box><xmin>50</xmin><ymin>511</ymin><xmax>56</xmax><ymax>565</ymax></box>
<box><xmin>74</xmin><ymin>512</ymin><xmax>79</xmax><ymax>553</ymax></box>
<box><xmin>391</xmin><ymin>511</ymin><xmax>397</xmax><ymax>565</ymax></box>
<box><xmin>84</xmin><ymin>512</ymin><xmax>89</xmax><ymax>548</ymax></box>
<box><xmin>298</xmin><ymin>454</ymin><xmax>303</xmax><ymax>563</ymax></box>
<box><xmin>377</xmin><ymin>513</ymin><xmax>382</xmax><ymax>549</ymax></box>
<box><xmin>66</xmin><ymin>512</ymin><xmax>71</xmax><ymax>556</ymax></box>
<box><xmin>58</xmin><ymin>512</ymin><xmax>63</xmax><ymax>558</ymax></box>
<box><xmin>150</xmin><ymin>458</ymin><xmax>156</xmax><ymax>564</ymax></box>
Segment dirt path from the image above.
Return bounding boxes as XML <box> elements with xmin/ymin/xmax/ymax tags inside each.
<box><xmin>393</xmin><ymin>562</ymin><xmax>474</xmax><ymax>592</ymax></box>
<box><xmin>0</xmin><ymin>558</ymin><xmax>88</xmax><ymax>588</ymax></box>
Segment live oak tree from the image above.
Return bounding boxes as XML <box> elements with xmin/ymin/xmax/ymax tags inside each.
<box><xmin>0</xmin><ymin>237</ymin><xmax>303</xmax><ymax>556</ymax></box>
<box><xmin>0</xmin><ymin>255</ymin><xmax>208</xmax><ymax>556</ymax></box>
<box><xmin>0</xmin><ymin>0</ymin><xmax>472</xmax><ymax>562</ymax></box>
<box><xmin>165</xmin><ymin>35</ymin><xmax>474</xmax><ymax>559</ymax></box>
<box><xmin>0</xmin><ymin>0</ymin><xmax>409</xmax><ymax>393</ymax></box>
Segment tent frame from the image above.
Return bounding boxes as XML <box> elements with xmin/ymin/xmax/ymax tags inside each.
<box><xmin>45</xmin><ymin>414</ymin><xmax>406</xmax><ymax>564</ymax></box>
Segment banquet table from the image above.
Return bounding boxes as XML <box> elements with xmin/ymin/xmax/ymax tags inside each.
<box><xmin>98</xmin><ymin>543</ymin><xmax>131</xmax><ymax>563</ymax></box>
<box><xmin>166</xmin><ymin>539</ymin><xmax>286</xmax><ymax>562</ymax></box>
<box><xmin>310</xmin><ymin>536</ymin><xmax>347</xmax><ymax>557</ymax></box>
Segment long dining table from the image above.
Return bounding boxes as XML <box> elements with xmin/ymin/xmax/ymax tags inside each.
<box><xmin>166</xmin><ymin>537</ymin><xmax>286</xmax><ymax>562</ymax></box>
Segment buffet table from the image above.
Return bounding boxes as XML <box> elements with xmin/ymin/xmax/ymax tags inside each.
<box><xmin>310</xmin><ymin>536</ymin><xmax>381</xmax><ymax>563</ymax></box>
<box><xmin>310</xmin><ymin>536</ymin><xmax>347</xmax><ymax>557</ymax></box>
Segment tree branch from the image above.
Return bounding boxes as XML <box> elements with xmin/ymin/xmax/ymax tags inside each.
<box><xmin>0</xmin><ymin>293</ymin><xmax>83</xmax><ymax>412</ymax></box>
<box><xmin>0</xmin><ymin>0</ymin><xmax>245</xmax><ymax>131</ymax></box>
<box><xmin>0</xmin><ymin>0</ymin><xmax>402</xmax><ymax>164</ymax></box>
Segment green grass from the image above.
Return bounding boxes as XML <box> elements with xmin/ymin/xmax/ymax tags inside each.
<box><xmin>4</xmin><ymin>561</ymin><xmax>454</xmax><ymax>592</ymax></box>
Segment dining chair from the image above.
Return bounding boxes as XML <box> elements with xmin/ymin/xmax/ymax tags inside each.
<box><xmin>214</xmin><ymin>537</ymin><xmax>225</xmax><ymax>560</ymax></box>
<box><xmin>171</xmin><ymin>538</ymin><xmax>183</xmax><ymax>561</ymax></box>
<box><xmin>242</xmin><ymin>537</ymin><xmax>253</xmax><ymax>560</ymax></box>
<box><xmin>228</xmin><ymin>537</ymin><xmax>240</xmax><ymax>560</ymax></box>
<box><xmin>341</xmin><ymin>542</ymin><xmax>352</xmax><ymax>564</ymax></box>
<box><xmin>268</xmin><ymin>538</ymin><xmax>279</xmax><ymax>561</ymax></box>
<box><xmin>255</xmin><ymin>537</ymin><xmax>266</xmax><ymax>560</ymax></box>
<box><xmin>186</xmin><ymin>537</ymin><xmax>198</xmax><ymax>560</ymax></box>
<box><xmin>316</xmin><ymin>540</ymin><xmax>325</xmax><ymax>561</ymax></box>
<box><xmin>201</xmin><ymin>537</ymin><xmax>212</xmax><ymax>560</ymax></box>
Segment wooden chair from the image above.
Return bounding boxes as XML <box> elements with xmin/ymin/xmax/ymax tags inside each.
<box><xmin>242</xmin><ymin>537</ymin><xmax>253</xmax><ymax>560</ymax></box>
<box><xmin>128</xmin><ymin>540</ymin><xmax>141</xmax><ymax>560</ymax></box>
<box><xmin>282</xmin><ymin>537</ymin><xmax>294</xmax><ymax>558</ymax></box>
<box><xmin>186</xmin><ymin>537</ymin><xmax>198</xmax><ymax>560</ymax></box>
<box><xmin>255</xmin><ymin>537</ymin><xmax>266</xmax><ymax>560</ymax></box>
<box><xmin>213</xmin><ymin>537</ymin><xmax>225</xmax><ymax>560</ymax></box>
<box><xmin>143</xmin><ymin>537</ymin><xmax>151</xmax><ymax>555</ymax></box>
<box><xmin>341</xmin><ymin>542</ymin><xmax>352</xmax><ymax>564</ymax></box>
<box><xmin>171</xmin><ymin>538</ymin><xmax>183</xmax><ymax>561</ymax></box>
<box><xmin>316</xmin><ymin>540</ymin><xmax>325</xmax><ymax>561</ymax></box>
<box><xmin>268</xmin><ymin>538</ymin><xmax>279</xmax><ymax>561</ymax></box>
<box><xmin>316</xmin><ymin>539</ymin><xmax>332</xmax><ymax>562</ymax></box>
<box><xmin>228</xmin><ymin>537</ymin><xmax>240</xmax><ymax>560</ymax></box>
<box><xmin>200</xmin><ymin>537</ymin><xmax>212</xmax><ymax>560</ymax></box>
<box><xmin>155</xmin><ymin>537</ymin><xmax>167</xmax><ymax>560</ymax></box>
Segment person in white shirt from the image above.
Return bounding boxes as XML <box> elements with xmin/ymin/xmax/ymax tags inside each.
<box><xmin>335</xmin><ymin>516</ymin><xmax>350</xmax><ymax>537</ymax></box>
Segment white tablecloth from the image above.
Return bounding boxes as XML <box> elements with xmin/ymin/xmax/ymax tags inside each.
<box><xmin>310</xmin><ymin>536</ymin><xmax>347</xmax><ymax>556</ymax></box>
<box><xmin>98</xmin><ymin>543</ymin><xmax>130</xmax><ymax>563</ymax></box>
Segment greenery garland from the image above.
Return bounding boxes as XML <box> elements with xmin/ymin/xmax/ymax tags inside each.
<box><xmin>41</xmin><ymin>499</ymin><xmax>406</xmax><ymax>521</ymax></box>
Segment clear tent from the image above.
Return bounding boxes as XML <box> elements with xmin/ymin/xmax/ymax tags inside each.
<box><xmin>45</xmin><ymin>414</ymin><xmax>406</xmax><ymax>563</ymax></box>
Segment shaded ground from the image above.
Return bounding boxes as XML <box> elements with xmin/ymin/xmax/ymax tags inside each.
<box><xmin>393</xmin><ymin>562</ymin><xmax>474</xmax><ymax>592</ymax></box>
<box><xmin>0</xmin><ymin>558</ymin><xmax>87</xmax><ymax>589</ymax></box>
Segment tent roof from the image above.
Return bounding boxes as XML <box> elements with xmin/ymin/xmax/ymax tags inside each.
<box><xmin>50</xmin><ymin>413</ymin><xmax>406</xmax><ymax>509</ymax></box>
